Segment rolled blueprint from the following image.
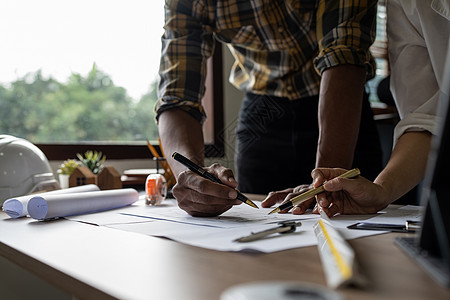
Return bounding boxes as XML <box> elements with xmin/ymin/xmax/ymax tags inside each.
<box><xmin>2</xmin><ymin>184</ymin><xmax>100</xmax><ymax>218</ymax></box>
<box><xmin>27</xmin><ymin>188</ymin><xmax>139</xmax><ymax>220</ymax></box>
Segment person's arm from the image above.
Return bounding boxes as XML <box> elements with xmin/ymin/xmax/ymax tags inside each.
<box><xmin>156</xmin><ymin>1</ymin><xmax>241</xmax><ymax>217</ymax></box>
<box><xmin>310</xmin><ymin>0</ymin><xmax>442</xmax><ymax>216</ymax></box>
<box><xmin>310</xmin><ymin>131</ymin><xmax>431</xmax><ymax>216</ymax></box>
<box><xmin>316</xmin><ymin>64</ymin><xmax>365</xmax><ymax>169</ymax></box>
<box><xmin>315</xmin><ymin>0</ymin><xmax>377</xmax><ymax>168</ymax></box>
<box><xmin>372</xmin><ymin>132</ymin><xmax>431</xmax><ymax>203</ymax></box>
<box><xmin>261</xmin><ymin>0</ymin><xmax>377</xmax><ymax>212</ymax></box>
<box><xmin>261</xmin><ymin>65</ymin><xmax>365</xmax><ymax>213</ymax></box>
<box><xmin>158</xmin><ymin>109</ymin><xmax>205</xmax><ymax>177</ymax></box>
<box><xmin>158</xmin><ymin>110</ymin><xmax>241</xmax><ymax>217</ymax></box>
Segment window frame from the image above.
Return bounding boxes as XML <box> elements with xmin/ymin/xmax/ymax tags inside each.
<box><xmin>37</xmin><ymin>45</ymin><xmax>224</xmax><ymax>160</ymax></box>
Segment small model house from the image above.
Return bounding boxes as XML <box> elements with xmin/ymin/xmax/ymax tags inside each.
<box><xmin>97</xmin><ymin>166</ymin><xmax>122</xmax><ymax>190</ymax></box>
<box><xmin>69</xmin><ymin>166</ymin><xmax>97</xmax><ymax>187</ymax></box>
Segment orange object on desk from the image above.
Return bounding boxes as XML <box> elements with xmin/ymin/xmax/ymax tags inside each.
<box><xmin>145</xmin><ymin>174</ymin><xmax>167</xmax><ymax>205</ymax></box>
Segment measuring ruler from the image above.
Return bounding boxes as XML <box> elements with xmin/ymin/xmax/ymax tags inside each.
<box><xmin>313</xmin><ymin>211</ymin><xmax>365</xmax><ymax>288</ymax></box>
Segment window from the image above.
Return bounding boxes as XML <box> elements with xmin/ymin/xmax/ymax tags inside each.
<box><xmin>0</xmin><ymin>0</ymin><xmax>224</xmax><ymax>159</ymax></box>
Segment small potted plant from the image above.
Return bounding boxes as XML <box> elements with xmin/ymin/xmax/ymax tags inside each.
<box><xmin>57</xmin><ymin>159</ymin><xmax>81</xmax><ymax>188</ymax></box>
<box><xmin>76</xmin><ymin>150</ymin><xmax>106</xmax><ymax>175</ymax></box>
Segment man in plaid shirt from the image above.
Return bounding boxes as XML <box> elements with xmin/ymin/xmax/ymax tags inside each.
<box><xmin>156</xmin><ymin>0</ymin><xmax>382</xmax><ymax>217</ymax></box>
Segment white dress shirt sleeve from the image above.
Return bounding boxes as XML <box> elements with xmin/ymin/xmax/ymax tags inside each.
<box><xmin>387</xmin><ymin>0</ymin><xmax>448</xmax><ymax>145</ymax></box>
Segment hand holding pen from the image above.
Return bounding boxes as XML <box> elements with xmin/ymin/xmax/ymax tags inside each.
<box><xmin>267</xmin><ymin>168</ymin><xmax>361</xmax><ymax>215</ymax></box>
<box><xmin>171</xmin><ymin>152</ymin><xmax>258</xmax><ymax>217</ymax></box>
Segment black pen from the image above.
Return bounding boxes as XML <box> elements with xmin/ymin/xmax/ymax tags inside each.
<box><xmin>172</xmin><ymin>152</ymin><xmax>258</xmax><ymax>209</ymax></box>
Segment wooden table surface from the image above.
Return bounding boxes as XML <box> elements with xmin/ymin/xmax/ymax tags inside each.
<box><xmin>1</xmin><ymin>210</ymin><xmax>449</xmax><ymax>300</ymax></box>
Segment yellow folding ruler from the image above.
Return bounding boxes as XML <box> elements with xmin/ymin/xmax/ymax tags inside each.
<box><xmin>313</xmin><ymin>211</ymin><xmax>366</xmax><ymax>289</ymax></box>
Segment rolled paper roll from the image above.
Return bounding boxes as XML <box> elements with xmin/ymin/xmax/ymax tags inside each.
<box><xmin>2</xmin><ymin>184</ymin><xmax>100</xmax><ymax>218</ymax></box>
<box><xmin>27</xmin><ymin>188</ymin><xmax>139</xmax><ymax>220</ymax></box>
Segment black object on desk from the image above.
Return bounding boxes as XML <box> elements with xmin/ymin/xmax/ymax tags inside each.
<box><xmin>347</xmin><ymin>221</ymin><xmax>421</xmax><ymax>233</ymax></box>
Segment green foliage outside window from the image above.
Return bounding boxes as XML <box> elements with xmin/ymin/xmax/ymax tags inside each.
<box><xmin>0</xmin><ymin>64</ymin><xmax>159</xmax><ymax>143</ymax></box>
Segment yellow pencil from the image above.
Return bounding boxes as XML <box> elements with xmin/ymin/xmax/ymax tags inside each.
<box><xmin>147</xmin><ymin>139</ymin><xmax>175</xmax><ymax>187</ymax></box>
<box><xmin>146</xmin><ymin>139</ymin><xmax>161</xmax><ymax>158</ymax></box>
<box><xmin>268</xmin><ymin>168</ymin><xmax>360</xmax><ymax>214</ymax></box>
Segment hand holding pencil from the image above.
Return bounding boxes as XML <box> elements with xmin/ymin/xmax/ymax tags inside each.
<box><xmin>311</xmin><ymin>167</ymin><xmax>391</xmax><ymax>217</ymax></box>
<box><xmin>265</xmin><ymin>168</ymin><xmax>361</xmax><ymax>215</ymax></box>
<box><xmin>169</xmin><ymin>152</ymin><xmax>257</xmax><ymax>217</ymax></box>
<box><xmin>172</xmin><ymin>152</ymin><xmax>258</xmax><ymax>209</ymax></box>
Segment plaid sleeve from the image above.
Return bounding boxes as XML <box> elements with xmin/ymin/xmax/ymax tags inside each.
<box><xmin>155</xmin><ymin>0</ymin><xmax>215</xmax><ymax>124</ymax></box>
<box><xmin>314</xmin><ymin>0</ymin><xmax>377</xmax><ymax>79</ymax></box>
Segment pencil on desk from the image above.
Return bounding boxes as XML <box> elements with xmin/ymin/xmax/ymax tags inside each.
<box><xmin>268</xmin><ymin>168</ymin><xmax>360</xmax><ymax>215</ymax></box>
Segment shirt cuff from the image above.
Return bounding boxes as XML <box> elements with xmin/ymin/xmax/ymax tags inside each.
<box><xmin>393</xmin><ymin>113</ymin><xmax>440</xmax><ymax>146</ymax></box>
<box><xmin>154</xmin><ymin>97</ymin><xmax>206</xmax><ymax>124</ymax></box>
<box><xmin>314</xmin><ymin>46</ymin><xmax>375</xmax><ymax>79</ymax></box>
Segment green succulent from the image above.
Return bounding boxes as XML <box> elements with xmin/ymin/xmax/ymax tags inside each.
<box><xmin>58</xmin><ymin>159</ymin><xmax>81</xmax><ymax>175</ymax></box>
<box><xmin>76</xmin><ymin>150</ymin><xmax>106</xmax><ymax>175</ymax></box>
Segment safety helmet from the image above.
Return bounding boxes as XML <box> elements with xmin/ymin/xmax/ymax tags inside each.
<box><xmin>0</xmin><ymin>135</ymin><xmax>59</xmax><ymax>205</ymax></box>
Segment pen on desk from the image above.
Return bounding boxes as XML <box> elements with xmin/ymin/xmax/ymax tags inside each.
<box><xmin>268</xmin><ymin>168</ymin><xmax>361</xmax><ymax>215</ymax></box>
<box><xmin>234</xmin><ymin>221</ymin><xmax>302</xmax><ymax>243</ymax></box>
<box><xmin>172</xmin><ymin>152</ymin><xmax>259</xmax><ymax>209</ymax></box>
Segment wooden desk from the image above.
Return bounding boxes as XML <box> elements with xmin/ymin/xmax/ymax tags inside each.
<box><xmin>1</xmin><ymin>211</ymin><xmax>449</xmax><ymax>300</ymax></box>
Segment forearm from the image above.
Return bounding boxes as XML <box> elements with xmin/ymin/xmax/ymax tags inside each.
<box><xmin>316</xmin><ymin>64</ymin><xmax>366</xmax><ymax>168</ymax></box>
<box><xmin>374</xmin><ymin>131</ymin><xmax>432</xmax><ymax>203</ymax></box>
<box><xmin>158</xmin><ymin>109</ymin><xmax>205</xmax><ymax>177</ymax></box>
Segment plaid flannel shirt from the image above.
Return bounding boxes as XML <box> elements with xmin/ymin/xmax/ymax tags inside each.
<box><xmin>156</xmin><ymin>0</ymin><xmax>377</xmax><ymax>123</ymax></box>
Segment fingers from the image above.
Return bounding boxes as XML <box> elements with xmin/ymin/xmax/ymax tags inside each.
<box><xmin>311</xmin><ymin>168</ymin><xmax>351</xmax><ymax>211</ymax></box>
<box><xmin>265</xmin><ymin>184</ymin><xmax>314</xmax><ymax>214</ymax></box>
<box><xmin>261</xmin><ymin>188</ymin><xmax>293</xmax><ymax>208</ymax></box>
<box><xmin>207</xmin><ymin>163</ymin><xmax>238</xmax><ymax>188</ymax></box>
<box><xmin>323</xmin><ymin>177</ymin><xmax>357</xmax><ymax>193</ymax></box>
<box><xmin>315</xmin><ymin>177</ymin><xmax>353</xmax><ymax>214</ymax></box>
<box><xmin>311</xmin><ymin>167</ymin><xmax>348</xmax><ymax>188</ymax></box>
<box><xmin>172</xmin><ymin>169</ymin><xmax>241</xmax><ymax>217</ymax></box>
<box><xmin>176</xmin><ymin>186</ymin><xmax>236</xmax><ymax>217</ymax></box>
<box><xmin>315</xmin><ymin>192</ymin><xmax>330</xmax><ymax>209</ymax></box>
<box><xmin>321</xmin><ymin>202</ymin><xmax>342</xmax><ymax>218</ymax></box>
<box><xmin>291</xmin><ymin>197</ymin><xmax>316</xmax><ymax>215</ymax></box>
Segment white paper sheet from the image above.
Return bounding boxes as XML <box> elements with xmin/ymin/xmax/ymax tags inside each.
<box><xmin>116</xmin><ymin>200</ymin><xmax>319</xmax><ymax>228</ymax></box>
<box><xmin>2</xmin><ymin>184</ymin><xmax>100</xmax><ymax>218</ymax></box>
<box><xmin>65</xmin><ymin>199</ymin><xmax>423</xmax><ymax>253</ymax></box>
<box><xmin>27</xmin><ymin>188</ymin><xmax>139</xmax><ymax>220</ymax></box>
<box><xmin>363</xmin><ymin>205</ymin><xmax>423</xmax><ymax>224</ymax></box>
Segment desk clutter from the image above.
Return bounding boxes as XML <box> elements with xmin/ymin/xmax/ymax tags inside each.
<box><xmin>0</xmin><ymin>188</ymin><xmax>430</xmax><ymax>292</ymax></box>
<box><xmin>65</xmin><ymin>200</ymin><xmax>422</xmax><ymax>254</ymax></box>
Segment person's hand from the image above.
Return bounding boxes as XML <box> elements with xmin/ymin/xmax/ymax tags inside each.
<box><xmin>312</xmin><ymin>168</ymin><xmax>390</xmax><ymax>217</ymax></box>
<box><xmin>172</xmin><ymin>163</ymin><xmax>242</xmax><ymax>217</ymax></box>
<box><xmin>261</xmin><ymin>184</ymin><xmax>318</xmax><ymax>214</ymax></box>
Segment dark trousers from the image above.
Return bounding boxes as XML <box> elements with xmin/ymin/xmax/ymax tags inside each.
<box><xmin>235</xmin><ymin>92</ymin><xmax>383</xmax><ymax>194</ymax></box>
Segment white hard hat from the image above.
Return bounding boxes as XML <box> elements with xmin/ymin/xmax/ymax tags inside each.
<box><xmin>0</xmin><ymin>135</ymin><xmax>59</xmax><ymax>205</ymax></box>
